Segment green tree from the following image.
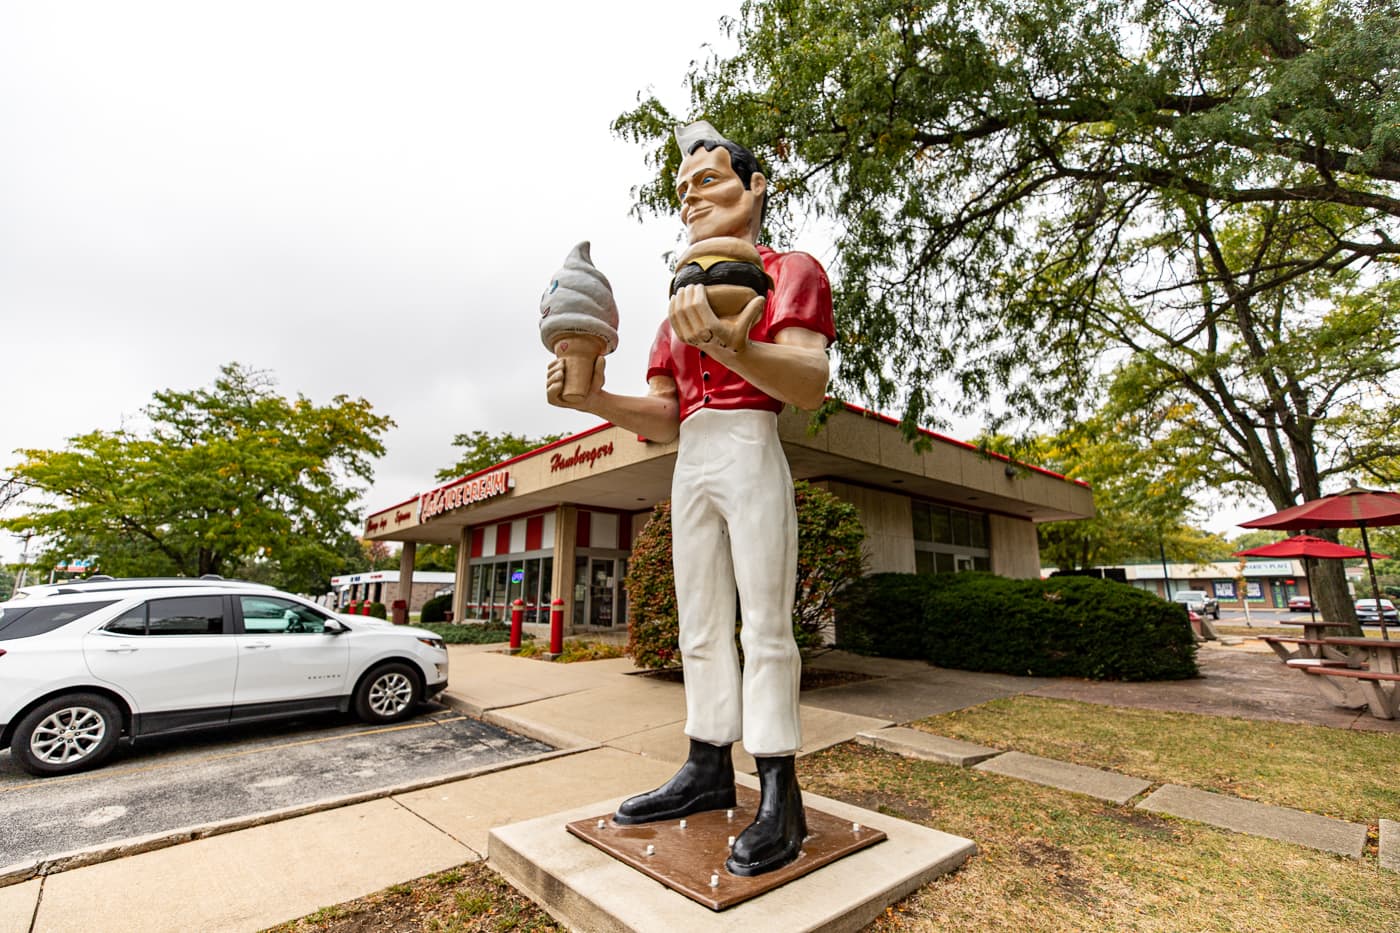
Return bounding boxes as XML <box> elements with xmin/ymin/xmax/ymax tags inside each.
<box><xmin>435</xmin><ymin>430</ymin><xmax>563</xmax><ymax>482</ymax></box>
<box><xmin>625</xmin><ymin>481</ymin><xmax>867</xmax><ymax>668</ymax></box>
<box><xmin>414</xmin><ymin>543</ymin><xmax>458</xmax><ymax>572</ymax></box>
<box><xmin>1</xmin><ymin>363</ymin><xmax>393</xmax><ymax>592</ymax></box>
<box><xmin>987</xmin><ymin>420</ymin><xmax>1229</xmax><ymax>571</ymax></box>
<box><xmin>615</xmin><ymin>0</ymin><xmax>1400</xmax><ymax>625</ymax></box>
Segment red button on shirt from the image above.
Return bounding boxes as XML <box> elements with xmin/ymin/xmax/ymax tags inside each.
<box><xmin>648</xmin><ymin>246</ymin><xmax>835</xmax><ymax>423</ymax></box>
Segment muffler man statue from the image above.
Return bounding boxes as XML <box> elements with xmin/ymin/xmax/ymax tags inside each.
<box><xmin>545</xmin><ymin>121</ymin><xmax>833</xmax><ymax>876</ymax></box>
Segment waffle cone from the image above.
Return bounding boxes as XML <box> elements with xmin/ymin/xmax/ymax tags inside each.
<box><xmin>554</xmin><ymin>335</ymin><xmax>606</xmax><ymax>402</ymax></box>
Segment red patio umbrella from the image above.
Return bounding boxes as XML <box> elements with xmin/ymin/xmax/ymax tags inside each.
<box><xmin>1233</xmin><ymin>535</ymin><xmax>1390</xmax><ymax>624</ymax></box>
<box><xmin>1240</xmin><ymin>484</ymin><xmax>1400</xmax><ymax>638</ymax></box>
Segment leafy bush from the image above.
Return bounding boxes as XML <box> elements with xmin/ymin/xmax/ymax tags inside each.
<box><xmin>417</xmin><ymin>621</ymin><xmax>523</xmax><ymax>644</ymax></box>
<box><xmin>833</xmin><ymin>572</ymin><xmax>1197</xmax><ymax>681</ymax></box>
<box><xmin>420</xmin><ymin>595</ymin><xmax>453</xmax><ymax>624</ymax></box>
<box><xmin>366</xmin><ymin>601</ymin><xmax>388</xmax><ymax>619</ymax></box>
<box><xmin>625</xmin><ymin>481</ymin><xmax>867</xmax><ymax>669</ymax></box>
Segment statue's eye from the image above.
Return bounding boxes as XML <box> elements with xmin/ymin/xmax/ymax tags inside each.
<box><xmin>549</xmin><ymin>280</ymin><xmax>559</xmax><ymax>293</ymax></box>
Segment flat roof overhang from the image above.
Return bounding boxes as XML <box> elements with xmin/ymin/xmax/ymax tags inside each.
<box><xmin>363</xmin><ymin>406</ymin><xmax>1095</xmax><ymax>545</ymax></box>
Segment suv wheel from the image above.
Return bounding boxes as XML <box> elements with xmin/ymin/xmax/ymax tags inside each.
<box><xmin>354</xmin><ymin>663</ymin><xmax>421</xmax><ymax>724</ymax></box>
<box><xmin>11</xmin><ymin>693</ymin><xmax>122</xmax><ymax>776</ymax></box>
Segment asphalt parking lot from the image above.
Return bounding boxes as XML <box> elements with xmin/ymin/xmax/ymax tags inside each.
<box><xmin>0</xmin><ymin>704</ymin><xmax>552</xmax><ymax>869</ymax></box>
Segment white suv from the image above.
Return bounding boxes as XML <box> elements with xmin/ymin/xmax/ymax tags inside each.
<box><xmin>0</xmin><ymin>577</ymin><xmax>448</xmax><ymax>776</ymax></box>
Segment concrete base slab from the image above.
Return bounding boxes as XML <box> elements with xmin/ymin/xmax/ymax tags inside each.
<box><xmin>32</xmin><ymin>798</ymin><xmax>472</xmax><ymax>933</ymax></box>
<box><xmin>1376</xmin><ymin>819</ymin><xmax>1398</xmax><ymax>872</ymax></box>
<box><xmin>1135</xmin><ymin>785</ymin><xmax>1367</xmax><ymax>858</ymax></box>
<box><xmin>0</xmin><ymin>878</ymin><xmax>39</xmax><ymax>933</ymax></box>
<box><xmin>973</xmin><ymin>751</ymin><xmax>1150</xmax><ymax>803</ymax></box>
<box><xmin>394</xmin><ymin>748</ymin><xmax>680</xmax><ymax>856</ymax></box>
<box><xmin>856</xmin><ymin>727</ymin><xmax>1001</xmax><ymax>766</ymax></box>
<box><xmin>488</xmin><ymin>782</ymin><xmax>976</xmax><ymax>933</ymax></box>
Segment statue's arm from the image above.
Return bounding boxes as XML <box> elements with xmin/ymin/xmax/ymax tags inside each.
<box><xmin>547</xmin><ymin>356</ymin><xmax>681</xmax><ymax>442</ymax></box>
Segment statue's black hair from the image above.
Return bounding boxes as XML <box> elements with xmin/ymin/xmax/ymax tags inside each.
<box><xmin>684</xmin><ymin>138</ymin><xmax>768</xmax><ymax>227</ymax></box>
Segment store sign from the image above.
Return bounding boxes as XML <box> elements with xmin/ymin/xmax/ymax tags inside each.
<box><xmin>419</xmin><ymin>470</ymin><xmax>513</xmax><ymax>522</ymax></box>
<box><xmin>550</xmin><ymin>441</ymin><xmax>615</xmax><ymax>473</ymax></box>
<box><xmin>1241</xmin><ymin>559</ymin><xmax>1294</xmax><ymax>576</ymax></box>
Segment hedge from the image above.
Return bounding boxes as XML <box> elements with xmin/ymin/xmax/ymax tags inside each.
<box><xmin>833</xmin><ymin>572</ymin><xmax>1197</xmax><ymax>681</ymax></box>
<box><xmin>366</xmin><ymin>601</ymin><xmax>388</xmax><ymax>619</ymax></box>
<box><xmin>417</xmin><ymin>621</ymin><xmax>523</xmax><ymax>644</ymax></box>
<box><xmin>420</xmin><ymin>595</ymin><xmax>453</xmax><ymax>624</ymax></box>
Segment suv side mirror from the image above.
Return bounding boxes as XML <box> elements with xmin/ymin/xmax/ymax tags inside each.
<box><xmin>322</xmin><ymin>618</ymin><xmax>348</xmax><ymax>634</ymax></box>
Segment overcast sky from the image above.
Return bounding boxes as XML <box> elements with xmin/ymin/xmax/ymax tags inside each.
<box><xmin>1</xmin><ymin>3</ymin><xmax>1264</xmax><ymax>567</ymax></box>
<box><xmin>0</xmin><ymin>1</ymin><xmax>767</xmax><ymax>563</ymax></box>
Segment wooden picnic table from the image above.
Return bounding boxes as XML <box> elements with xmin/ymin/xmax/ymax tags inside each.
<box><xmin>1260</xmin><ymin>621</ymin><xmax>1353</xmax><ymax>661</ymax></box>
<box><xmin>1304</xmin><ymin>636</ymin><xmax>1400</xmax><ymax>720</ymax></box>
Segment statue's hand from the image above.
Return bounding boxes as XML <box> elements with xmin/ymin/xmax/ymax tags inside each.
<box><xmin>546</xmin><ymin>355</ymin><xmax>606</xmax><ymax>410</ymax></box>
<box><xmin>668</xmin><ymin>285</ymin><xmax>765</xmax><ymax>354</ymax></box>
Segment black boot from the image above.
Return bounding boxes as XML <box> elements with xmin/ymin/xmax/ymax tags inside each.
<box><xmin>613</xmin><ymin>739</ymin><xmax>736</xmax><ymax>824</ymax></box>
<box><xmin>726</xmin><ymin>755</ymin><xmax>807</xmax><ymax>876</ymax></box>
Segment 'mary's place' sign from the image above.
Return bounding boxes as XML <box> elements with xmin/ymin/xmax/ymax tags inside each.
<box><xmin>418</xmin><ymin>470</ymin><xmax>513</xmax><ymax>522</ymax></box>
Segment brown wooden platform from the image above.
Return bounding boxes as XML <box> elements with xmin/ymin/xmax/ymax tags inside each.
<box><xmin>564</xmin><ymin>785</ymin><xmax>886</xmax><ymax>911</ymax></box>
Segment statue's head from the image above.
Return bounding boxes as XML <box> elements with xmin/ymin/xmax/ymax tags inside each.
<box><xmin>674</xmin><ymin>121</ymin><xmax>767</xmax><ymax>244</ymax></box>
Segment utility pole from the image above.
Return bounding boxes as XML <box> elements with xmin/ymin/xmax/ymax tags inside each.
<box><xmin>1158</xmin><ymin>535</ymin><xmax>1173</xmax><ymax>599</ymax></box>
<box><xmin>15</xmin><ymin>532</ymin><xmax>33</xmax><ymax>590</ymax></box>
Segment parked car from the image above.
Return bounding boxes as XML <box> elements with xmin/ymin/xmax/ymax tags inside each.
<box><xmin>1171</xmin><ymin>589</ymin><xmax>1220</xmax><ymax>620</ymax></box>
<box><xmin>1354</xmin><ymin>598</ymin><xmax>1399</xmax><ymax>625</ymax></box>
<box><xmin>1287</xmin><ymin>595</ymin><xmax>1313</xmax><ymax>612</ymax></box>
<box><xmin>0</xmin><ymin>577</ymin><xmax>448</xmax><ymax>776</ymax></box>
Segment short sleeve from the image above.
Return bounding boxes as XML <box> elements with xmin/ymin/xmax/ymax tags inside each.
<box><xmin>764</xmin><ymin>250</ymin><xmax>835</xmax><ymax>345</ymax></box>
<box><xmin>646</xmin><ymin>320</ymin><xmax>676</xmax><ymax>381</ymax></box>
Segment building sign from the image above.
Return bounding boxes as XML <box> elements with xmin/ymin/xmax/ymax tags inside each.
<box><xmin>419</xmin><ymin>470</ymin><xmax>513</xmax><ymax>522</ymax></box>
<box><xmin>550</xmin><ymin>441</ymin><xmax>615</xmax><ymax>473</ymax></box>
<box><xmin>1241</xmin><ymin>559</ymin><xmax>1294</xmax><ymax>576</ymax></box>
<box><xmin>365</xmin><ymin>507</ymin><xmax>419</xmax><ymax>535</ymax></box>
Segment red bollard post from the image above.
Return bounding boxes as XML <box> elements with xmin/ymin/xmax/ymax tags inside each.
<box><xmin>549</xmin><ymin>598</ymin><xmax>565</xmax><ymax>656</ymax></box>
<box><xmin>510</xmin><ymin>599</ymin><xmax>524</xmax><ymax>651</ymax></box>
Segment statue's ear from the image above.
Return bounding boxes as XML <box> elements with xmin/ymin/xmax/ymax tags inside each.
<box><xmin>750</xmin><ymin>172</ymin><xmax>768</xmax><ymax>200</ymax></box>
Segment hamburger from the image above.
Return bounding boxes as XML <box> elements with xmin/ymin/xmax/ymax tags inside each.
<box><xmin>669</xmin><ymin>236</ymin><xmax>772</xmax><ymax>318</ymax></box>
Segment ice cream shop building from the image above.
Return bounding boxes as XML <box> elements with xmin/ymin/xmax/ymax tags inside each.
<box><xmin>360</xmin><ymin>405</ymin><xmax>1095</xmax><ymax>634</ymax></box>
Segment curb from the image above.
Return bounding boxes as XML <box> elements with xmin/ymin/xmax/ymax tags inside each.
<box><xmin>0</xmin><ymin>735</ymin><xmax>583</xmax><ymax>890</ymax></box>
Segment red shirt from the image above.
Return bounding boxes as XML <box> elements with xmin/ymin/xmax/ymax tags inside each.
<box><xmin>647</xmin><ymin>245</ymin><xmax>835</xmax><ymax>423</ymax></box>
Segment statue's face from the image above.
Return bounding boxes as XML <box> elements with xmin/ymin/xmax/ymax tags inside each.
<box><xmin>676</xmin><ymin>145</ymin><xmax>765</xmax><ymax>243</ymax></box>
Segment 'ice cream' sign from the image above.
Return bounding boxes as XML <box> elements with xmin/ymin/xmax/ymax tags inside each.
<box><xmin>419</xmin><ymin>471</ymin><xmax>513</xmax><ymax>522</ymax></box>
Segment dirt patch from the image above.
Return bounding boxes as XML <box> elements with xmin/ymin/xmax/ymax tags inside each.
<box><xmin>262</xmin><ymin>863</ymin><xmax>559</xmax><ymax>933</ymax></box>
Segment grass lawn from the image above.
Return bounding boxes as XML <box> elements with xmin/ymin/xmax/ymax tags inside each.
<box><xmin>264</xmin><ymin>697</ymin><xmax>1400</xmax><ymax>932</ymax></box>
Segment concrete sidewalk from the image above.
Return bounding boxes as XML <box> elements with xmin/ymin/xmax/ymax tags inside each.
<box><xmin>5</xmin><ymin>640</ymin><xmax>1397</xmax><ymax>931</ymax></box>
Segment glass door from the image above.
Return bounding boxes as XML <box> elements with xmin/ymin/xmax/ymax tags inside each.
<box><xmin>589</xmin><ymin>558</ymin><xmax>616</xmax><ymax>627</ymax></box>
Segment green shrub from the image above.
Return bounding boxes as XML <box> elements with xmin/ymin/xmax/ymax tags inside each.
<box><xmin>420</xmin><ymin>595</ymin><xmax>453</xmax><ymax>624</ymax></box>
<box><xmin>625</xmin><ymin>481</ymin><xmax>867</xmax><ymax>669</ymax></box>
<box><xmin>417</xmin><ymin>621</ymin><xmax>523</xmax><ymax>644</ymax></box>
<box><xmin>834</xmin><ymin>572</ymin><xmax>1197</xmax><ymax>681</ymax></box>
<box><xmin>366</xmin><ymin>601</ymin><xmax>388</xmax><ymax>619</ymax></box>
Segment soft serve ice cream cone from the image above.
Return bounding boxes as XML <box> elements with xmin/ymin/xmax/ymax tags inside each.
<box><xmin>540</xmin><ymin>241</ymin><xmax>620</xmax><ymax>403</ymax></box>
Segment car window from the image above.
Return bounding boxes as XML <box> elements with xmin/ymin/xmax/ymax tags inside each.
<box><xmin>239</xmin><ymin>595</ymin><xmax>331</xmax><ymax>634</ymax></box>
<box><xmin>0</xmin><ymin>600</ymin><xmax>118</xmax><ymax>641</ymax></box>
<box><xmin>146</xmin><ymin>596</ymin><xmax>226</xmax><ymax>635</ymax></box>
<box><xmin>104</xmin><ymin>604</ymin><xmax>149</xmax><ymax>635</ymax></box>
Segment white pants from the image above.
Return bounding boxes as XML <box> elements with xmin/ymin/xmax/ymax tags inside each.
<box><xmin>672</xmin><ymin>408</ymin><xmax>801</xmax><ymax>756</ymax></box>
